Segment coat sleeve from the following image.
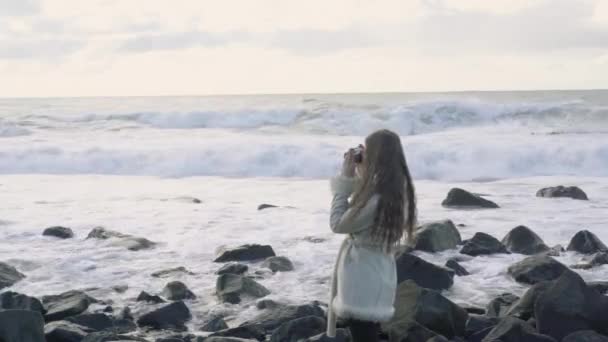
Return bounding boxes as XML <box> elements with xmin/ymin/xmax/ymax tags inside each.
<box><xmin>329</xmin><ymin>176</ymin><xmax>379</xmax><ymax>234</ymax></box>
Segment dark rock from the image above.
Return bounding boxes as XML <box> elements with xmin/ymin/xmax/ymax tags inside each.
<box><xmin>258</xmin><ymin>204</ymin><xmax>278</xmax><ymax>210</ymax></box>
<box><xmin>216</xmin><ymin>263</ymin><xmax>249</xmax><ymax>276</ymax></box>
<box><xmin>395</xmin><ymin>252</ymin><xmax>454</xmax><ymax>291</ymax></box>
<box><xmin>482</xmin><ymin>317</ymin><xmax>556</xmax><ymax>342</ymax></box>
<box><xmin>162</xmin><ymin>281</ymin><xmax>196</xmax><ymax>301</ymax></box>
<box><xmin>465</xmin><ymin>315</ymin><xmax>498</xmax><ymax>337</ymax></box>
<box><xmin>136</xmin><ymin>301</ymin><xmax>191</xmax><ymax>330</ymax></box>
<box><xmin>112</xmin><ymin>285</ymin><xmax>128</xmax><ymax>293</ymax></box>
<box><xmin>262</xmin><ymin>256</ymin><xmax>294</xmax><ymax>272</ymax></box>
<box><xmin>270</xmin><ymin>316</ymin><xmax>326</xmax><ymax>342</ymax></box>
<box><xmin>86</xmin><ymin>227</ymin><xmax>156</xmax><ymax>251</ymax></box>
<box><xmin>413</xmin><ymin>220</ymin><xmax>462</xmax><ymax>252</ymax></box>
<box><xmin>507</xmin><ymin>255</ymin><xmax>570</xmax><ymax>285</ymax></box>
<box><xmin>567</xmin><ymin>230</ymin><xmax>608</xmax><ymax>255</ymax></box>
<box><xmin>468</xmin><ymin>326</ymin><xmax>494</xmax><ymax>342</ymax></box>
<box><xmin>460</xmin><ymin>232</ymin><xmax>508</xmax><ymax>256</ymax></box>
<box><xmin>151</xmin><ymin>267</ymin><xmax>195</xmax><ymax>278</ymax></box>
<box><xmin>43</xmin><ymin>226</ymin><xmax>75</xmax><ymax>239</ymax></box>
<box><xmin>241</xmin><ymin>303</ymin><xmax>325</xmax><ymax>332</ymax></box>
<box><xmin>562</xmin><ymin>330</ymin><xmax>608</xmax><ymax>342</ymax></box>
<box><xmin>200</xmin><ymin>316</ymin><xmax>228</xmax><ymax>332</ymax></box>
<box><xmin>441</xmin><ymin>188</ymin><xmax>499</xmax><ymax>209</ymax></box>
<box><xmin>302</xmin><ymin>329</ymin><xmax>351</xmax><ymax>341</ymax></box>
<box><xmin>65</xmin><ymin>313</ymin><xmax>113</xmax><ymax>331</ymax></box>
<box><xmin>136</xmin><ymin>291</ymin><xmax>165</xmax><ymax>304</ymax></box>
<box><xmin>543</xmin><ymin>245</ymin><xmax>565</xmax><ymax>257</ymax></box>
<box><xmin>81</xmin><ymin>331</ymin><xmax>148</xmax><ymax>342</ymax></box>
<box><xmin>573</xmin><ymin>252</ymin><xmax>608</xmax><ymax>270</ymax></box>
<box><xmin>463</xmin><ymin>306</ymin><xmax>486</xmax><ymax>315</ymax></box>
<box><xmin>0</xmin><ymin>262</ymin><xmax>26</xmax><ymax>290</ymax></box>
<box><xmin>43</xmin><ymin>290</ymin><xmax>95</xmax><ymax>322</ymax></box>
<box><xmin>385</xmin><ymin>280</ymin><xmax>468</xmax><ymax>339</ymax></box>
<box><xmin>536</xmin><ymin>186</ymin><xmax>588</xmax><ymax>200</ymax></box>
<box><xmin>445</xmin><ymin>259</ymin><xmax>469</xmax><ymax>276</ymax></box>
<box><xmin>102</xmin><ymin>306</ymin><xmax>113</xmax><ymax>313</ymax></box>
<box><xmin>255</xmin><ymin>299</ymin><xmax>282</xmax><ymax>310</ymax></box>
<box><xmin>208</xmin><ymin>325</ymin><xmax>265</xmax><ymax>341</ymax></box>
<box><xmin>426</xmin><ymin>337</ymin><xmax>450</xmax><ymax>342</ymax></box>
<box><xmin>111</xmin><ymin>318</ymin><xmax>137</xmax><ymax>334</ymax></box>
<box><xmin>386</xmin><ymin>320</ymin><xmax>441</xmax><ymax>342</ymax></box>
<box><xmin>486</xmin><ymin>293</ymin><xmax>520</xmax><ymax>318</ymax></box>
<box><xmin>588</xmin><ymin>281</ymin><xmax>608</xmax><ymax>294</ymax></box>
<box><xmin>0</xmin><ymin>310</ymin><xmax>45</xmax><ymax>342</ymax></box>
<box><xmin>505</xmin><ymin>282</ymin><xmax>552</xmax><ymax>320</ymax></box>
<box><xmin>118</xmin><ymin>307</ymin><xmax>133</xmax><ymax>321</ymax></box>
<box><xmin>501</xmin><ymin>226</ymin><xmax>549</xmax><ymax>255</ymax></box>
<box><xmin>216</xmin><ymin>274</ymin><xmax>270</xmax><ymax>304</ymax></box>
<box><xmin>0</xmin><ymin>291</ymin><xmax>45</xmax><ymax>313</ymax></box>
<box><xmin>214</xmin><ymin>244</ymin><xmax>276</xmax><ymax>262</ymax></box>
<box><xmin>205</xmin><ymin>338</ymin><xmax>259</xmax><ymax>342</ymax></box>
<box><xmin>535</xmin><ymin>271</ymin><xmax>608</xmax><ymax>341</ymax></box>
<box><xmin>44</xmin><ymin>321</ymin><xmax>90</xmax><ymax>342</ymax></box>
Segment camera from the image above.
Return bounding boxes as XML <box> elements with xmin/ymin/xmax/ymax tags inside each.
<box><xmin>353</xmin><ymin>146</ymin><xmax>364</xmax><ymax>163</ymax></box>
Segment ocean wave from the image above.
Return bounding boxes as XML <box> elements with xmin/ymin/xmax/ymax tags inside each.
<box><xmin>0</xmin><ymin>123</ymin><xmax>30</xmax><ymax>137</ymax></box>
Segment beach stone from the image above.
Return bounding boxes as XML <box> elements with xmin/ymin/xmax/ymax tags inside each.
<box><xmin>303</xmin><ymin>328</ymin><xmax>351</xmax><ymax>342</ymax></box>
<box><xmin>0</xmin><ymin>310</ymin><xmax>45</xmax><ymax>342</ymax></box>
<box><xmin>262</xmin><ymin>256</ymin><xmax>294</xmax><ymax>272</ymax></box>
<box><xmin>0</xmin><ymin>291</ymin><xmax>45</xmax><ymax>313</ymax></box>
<box><xmin>445</xmin><ymin>259</ymin><xmax>469</xmax><ymax>276</ymax></box>
<box><xmin>214</xmin><ymin>244</ymin><xmax>276</xmax><ymax>262</ymax></box>
<box><xmin>216</xmin><ymin>274</ymin><xmax>270</xmax><ymax>304</ymax></box>
<box><xmin>136</xmin><ymin>291</ymin><xmax>165</xmax><ymax>304</ymax></box>
<box><xmin>502</xmin><ymin>226</ymin><xmax>549</xmax><ymax>255</ymax></box>
<box><xmin>136</xmin><ymin>301</ymin><xmax>191</xmax><ymax>330</ymax></box>
<box><xmin>482</xmin><ymin>317</ymin><xmax>556</xmax><ymax>342</ymax></box>
<box><xmin>562</xmin><ymin>330</ymin><xmax>608</xmax><ymax>342</ymax></box>
<box><xmin>241</xmin><ymin>302</ymin><xmax>325</xmax><ymax>332</ymax></box>
<box><xmin>86</xmin><ymin>227</ymin><xmax>155</xmax><ymax>251</ymax></box>
<box><xmin>385</xmin><ymin>280</ymin><xmax>468</xmax><ymax>339</ymax></box>
<box><xmin>43</xmin><ymin>290</ymin><xmax>95</xmax><ymax>322</ymax></box>
<box><xmin>208</xmin><ymin>325</ymin><xmax>265</xmax><ymax>341</ymax></box>
<box><xmin>413</xmin><ymin>220</ymin><xmax>462</xmax><ymax>252</ymax></box>
<box><xmin>43</xmin><ymin>226</ymin><xmax>75</xmax><ymax>239</ymax></box>
<box><xmin>65</xmin><ymin>313</ymin><xmax>113</xmax><ymax>331</ymax></box>
<box><xmin>536</xmin><ymin>185</ymin><xmax>588</xmax><ymax>200</ymax></box>
<box><xmin>151</xmin><ymin>267</ymin><xmax>195</xmax><ymax>278</ymax></box>
<box><xmin>465</xmin><ymin>315</ymin><xmax>498</xmax><ymax>337</ymax></box>
<box><xmin>535</xmin><ymin>271</ymin><xmax>608</xmax><ymax>341</ymax></box>
<box><xmin>0</xmin><ymin>262</ymin><xmax>26</xmax><ymax>290</ymax></box>
<box><xmin>44</xmin><ymin>321</ymin><xmax>90</xmax><ymax>342</ymax></box>
<box><xmin>258</xmin><ymin>204</ymin><xmax>278</xmax><ymax>210</ymax></box>
<box><xmin>505</xmin><ymin>281</ymin><xmax>552</xmax><ymax>321</ymax></box>
<box><xmin>567</xmin><ymin>230</ymin><xmax>608</xmax><ymax>255</ymax></box>
<box><xmin>200</xmin><ymin>316</ymin><xmax>229</xmax><ymax>332</ymax></box>
<box><xmin>486</xmin><ymin>293</ymin><xmax>520</xmax><ymax>318</ymax></box>
<box><xmin>507</xmin><ymin>255</ymin><xmax>570</xmax><ymax>285</ymax></box>
<box><xmin>441</xmin><ymin>188</ymin><xmax>499</xmax><ymax>209</ymax></box>
<box><xmin>81</xmin><ymin>331</ymin><xmax>148</xmax><ymax>342</ymax></box>
<box><xmin>395</xmin><ymin>252</ymin><xmax>454</xmax><ymax>290</ymax></box>
<box><xmin>216</xmin><ymin>263</ymin><xmax>249</xmax><ymax>275</ymax></box>
<box><xmin>270</xmin><ymin>316</ymin><xmax>326</xmax><ymax>342</ymax></box>
<box><xmin>461</xmin><ymin>232</ymin><xmax>508</xmax><ymax>256</ymax></box>
<box><xmin>162</xmin><ymin>281</ymin><xmax>196</xmax><ymax>301</ymax></box>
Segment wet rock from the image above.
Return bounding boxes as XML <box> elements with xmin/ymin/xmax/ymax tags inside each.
<box><xmin>567</xmin><ymin>230</ymin><xmax>608</xmax><ymax>255</ymax></box>
<box><xmin>241</xmin><ymin>302</ymin><xmax>325</xmax><ymax>332</ymax></box>
<box><xmin>65</xmin><ymin>313</ymin><xmax>113</xmax><ymax>331</ymax></box>
<box><xmin>86</xmin><ymin>227</ymin><xmax>156</xmax><ymax>251</ymax></box>
<box><xmin>205</xmin><ymin>338</ymin><xmax>258</xmax><ymax>342</ymax></box>
<box><xmin>463</xmin><ymin>306</ymin><xmax>486</xmax><ymax>315</ymax></box>
<box><xmin>0</xmin><ymin>291</ymin><xmax>45</xmax><ymax>313</ymax></box>
<box><xmin>386</xmin><ymin>320</ymin><xmax>441</xmax><ymax>342</ymax></box>
<box><xmin>562</xmin><ymin>330</ymin><xmax>608</xmax><ymax>342</ymax></box>
<box><xmin>385</xmin><ymin>280</ymin><xmax>468</xmax><ymax>339</ymax></box>
<box><xmin>0</xmin><ymin>310</ymin><xmax>45</xmax><ymax>342</ymax></box>
<box><xmin>543</xmin><ymin>245</ymin><xmax>565</xmax><ymax>257</ymax></box>
<box><xmin>507</xmin><ymin>255</ymin><xmax>570</xmax><ymax>285</ymax></box>
<box><xmin>137</xmin><ymin>291</ymin><xmax>165</xmax><ymax>304</ymax></box>
<box><xmin>482</xmin><ymin>317</ymin><xmax>556</xmax><ymax>342</ymax></box>
<box><xmin>413</xmin><ymin>220</ymin><xmax>462</xmax><ymax>252</ymax></box>
<box><xmin>258</xmin><ymin>204</ymin><xmax>278</xmax><ymax>210</ymax></box>
<box><xmin>303</xmin><ymin>329</ymin><xmax>351</xmax><ymax>342</ymax></box>
<box><xmin>216</xmin><ymin>274</ymin><xmax>270</xmax><ymax>304</ymax></box>
<box><xmin>270</xmin><ymin>316</ymin><xmax>326</xmax><ymax>342</ymax></box>
<box><xmin>441</xmin><ymin>188</ymin><xmax>499</xmax><ymax>209</ymax></box>
<box><xmin>255</xmin><ymin>299</ymin><xmax>283</xmax><ymax>310</ymax></box>
<box><xmin>136</xmin><ymin>301</ymin><xmax>191</xmax><ymax>330</ymax></box>
<box><xmin>208</xmin><ymin>325</ymin><xmax>266</xmax><ymax>341</ymax></box>
<box><xmin>151</xmin><ymin>267</ymin><xmax>195</xmax><ymax>278</ymax></box>
<box><xmin>216</xmin><ymin>263</ymin><xmax>249</xmax><ymax>276</ymax></box>
<box><xmin>44</xmin><ymin>321</ymin><xmax>90</xmax><ymax>342</ymax></box>
<box><xmin>535</xmin><ymin>271</ymin><xmax>608</xmax><ymax>341</ymax></box>
<box><xmin>81</xmin><ymin>331</ymin><xmax>148</xmax><ymax>342</ymax></box>
<box><xmin>445</xmin><ymin>259</ymin><xmax>469</xmax><ymax>276</ymax></box>
<box><xmin>501</xmin><ymin>226</ymin><xmax>549</xmax><ymax>255</ymax></box>
<box><xmin>43</xmin><ymin>290</ymin><xmax>95</xmax><ymax>322</ymax></box>
<box><xmin>465</xmin><ymin>315</ymin><xmax>498</xmax><ymax>337</ymax></box>
<box><xmin>572</xmin><ymin>252</ymin><xmax>608</xmax><ymax>270</ymax></box>
<box><xmin>43</xmin><ymin>226</ymin><xmax>75</xmax><ymax>239</ymax></box>
<box><xmin>214</xmin><ymin>244</ymin><xmax>276</xmax><ymax>262</ymax></box>
<box><xmin>112</xmin><ymin>285</ymin><xmax>128</xmax><ymax>293</ymax></box>
<box><xmin>118</xmin><ymin>307</ymin><xmax>133</xmax><ymax>321</ymax></box>
<box><xmin>200</xmin><ymin>316</ymin><xmax>229</xmax><ymax>332</ymax></box>
<box><xmin>486</xmin><ymin>293</ymin><xmax>520</xmax><ymax>318</ymax></box>
<box><xmin>505</xmin><ymin>282</ymin><xmax>552</xmax><ymax>321</ymax></box>
<box><xmin>0</xmin><ymin>262</ymin><xmax>26</xmax><ymax>290</ymax></box>
<box><xmin>588</xmin><ymin>281</ymin><xmax>608</xmax><ymax>294</ymax></box>
<box><xmin>395</xmin><ymin>252</ymin><xmax>454</xmax><ymax>291</ymax></box>
<box><xmin>536</xmin><ymin>185</ymin><xmax>588</xmax><ymax>200</ymax></box>
<box><xmin>262</xmin><ymin>256</ymin><xmax>294</xmax><ymax>272</ymax></box>
<box><xmin>162</xmin><ymin>281</ymin><xmax>196</xmax><ymax>301</ymax></box>
<box><xmin>460</xmin><ymin>232</ymin><xmax>508</xmax><ymax>256</ymax></box>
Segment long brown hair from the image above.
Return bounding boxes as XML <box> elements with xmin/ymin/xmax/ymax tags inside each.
<box><xmin>351</xmin><ymin>129</ymin><xmax>417</xmax><ymax>251</ymax></box>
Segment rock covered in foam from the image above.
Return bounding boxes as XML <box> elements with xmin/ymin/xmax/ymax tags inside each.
<box><xmin>441</xmin><ymin>188</ymin><xmax>499</xmax><ymax>209</ymax></box>
<box><xmin>536</xmin><ymin>185</ymin><xmax>588</xmax><ymax>200</ymax></box>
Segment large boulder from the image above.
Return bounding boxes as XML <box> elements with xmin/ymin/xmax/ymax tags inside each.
<box><xmin>270</xmin><ymin>316</ymin><xmax>326</xmax><ymax>342</ymax></box>
<box><xmin>501</xmin><ymin>226</ymin><xmax>549</xmax><ymax>255</ymax></box>
<box><xmin>216</xmin><ymin>263</ymin><xmax>249</xmax><ymax>276</ymax></box>
<box><xmin>385</xmin><ymin>280</ymin><xmax>468</xmax><ymax>339</ymax></box>
<box><xmin>460</xmin><ymin>233</ymin><xmax>508</xmax><ymax>256</ymax></box>
<box><xmin>441</xmin><ymin>188</ymin><xmax>499</xmax><ymax>209</ymax></box>
<box><xmin>396</xmin><ymin>252</ymin><xmax>454</xmax><ymax>291</ymax></box>
<box><xmin>200</xmin><ymin>316</ymin><xmax>229</xmax><ymax>332</ymax></box>
<box><xmin>136</xmin><ymin>301</ymin><xmax>191</xmax><ymax>330</ymax></box>
<box><xmin>43</xmin><ymin>226</ymin><xmax>75</xmax><ymax>239</ymax></box>
<box><xmin>0</xmin><ymin>310</ymin><xmax>45</xmax><ymax>342</ymax></box>
<box><xmin>43</xmin><ymin>290</ymin><xmax>95</xmax><ymax>322</ymax></box>
<box><xmin>567</xmin><ymin>230</ymin><xmax>608</xmax><ymax>255</ymax></box>
<box><xmin>44</xmin><ymin>321</ymin><xmax>90</xmax><ymax>342</ymax></box>
<box><xmin>240</xmin><ymin>302</ymin><xmax>325</xmax><ymax>332</ymax></box>
<box><xmin>216</xmin><ymin>274</ymin><xmax>270</xmax><ymax>304</ymax></box>
<box><xmin>572</xmin><ymin>252</ymin><xmax>608</xmax><ymax>270</ymax></box>
<box><xmin>387</xmin><ymin>320</ymin><xmax>441</xmax><ymax>342</ymax></box>
<box><xmin>445</xmin><ymin>259</ymin><xmax>469</xmax><ymax>276</ymax></box>
<box><xmin>507</xmin><ymin>255</ymin><xmax>570</xmax><ymax>285</ymax></box>
<box><xmin>536</xmin><ymin>186</ymin><xmax>588</xmax><ymax>200</ymax></box>
<box><xmin>262</xmin><ymin>256</ymin><xmax>294</xmax><ymax>272</ymax></box>
<box><xmin>485</xmin><ymin>293</ymin><xmax>519</xmax><ymax>318</ymax></box>
<box><xmin>535</xmin><ymin>271</ymin><xmax>608</xmax><ymax>341</ymax></box>
<box><xmin>208</xmin><ymin>325</ymin><xmax>266</xmax><ymax>341</ymax></box>
<box><xmin>0</xmin><ymin>291</ymin><xmax>45</xmax><ymax>313</ymax></box>
<box><xmin>162</xmin><ymin>281</ymin><xmax>196</xmax><ymax>301</ymax></box>
<box><xmin>465</xmin><ymin>315</ymin><xmax>498</xmax><ymax>338</ymax></box>
<box><xmin>65</xmin><ymin>313</ymin><xmax>113</xmax><ymax>331</ymax></box>
<box><xmin>136</xmin><ymin>291</ymin><xmax>165</xmax><ymax>304</ymax></box>
<box><xmin>86</xmin><ymin>227</ymin><xmax>156</xmax><ymax>251</ymax></box>
<box><xmin>562</xmin><ymin>330</ymin><xmax>608</xmax><ymax>342</ymax></box>
<box><xmin>81</xmin><ymin>331</ymin><xmax>148</xmax><ymax>342</ymax></box>
<box><xmin>482</xmin><ymin>317</ymin><xmax>556</xmax><ymax>342</ymax></box>
<box><xmin>505</xmin><ymin>282</ymin><xmax>552</xmax><ymax>320</ymax></box>
<box><xmin>413</xmin><ymin>220</ymin><xmax>462</xmax><ymax>252</ymax></box>
<box><xmin>0</xmin><ymin>262</ymin><xmax>26</xmax><ymax>290</ymax></box>
<box><xmin>214</xmin><ymin>244</ymin><xmax>276</xmax><ymax>262</ymax></box>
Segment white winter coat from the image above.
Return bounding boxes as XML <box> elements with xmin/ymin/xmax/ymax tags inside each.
<box><xmin>326</xmin><ymin>176</ymin><xmax>397</xmax><ymax>337</ymax></box>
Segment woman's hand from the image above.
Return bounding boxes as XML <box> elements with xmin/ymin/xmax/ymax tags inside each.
<box><xmin>341</xmin><ymin>148</ymin><xmax>357</xmax><ymax>177</ymax></box>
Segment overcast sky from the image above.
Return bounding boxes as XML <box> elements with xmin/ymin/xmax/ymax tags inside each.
<box><xmin>1</xmin><ymin>0</ymin><xmax>607</xmax><ymax>97</ymax></box>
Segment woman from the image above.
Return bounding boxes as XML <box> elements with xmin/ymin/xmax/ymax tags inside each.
<box><xmin>327</xmin><ymin>129</ymin><xmax>417</xmax><ymax>341</ymax></box>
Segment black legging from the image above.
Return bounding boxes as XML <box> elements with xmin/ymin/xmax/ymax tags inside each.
<box><xmin>348</xmin><ymin>319</ymin><xmax>380</xmax><ymax>342</ymax></box>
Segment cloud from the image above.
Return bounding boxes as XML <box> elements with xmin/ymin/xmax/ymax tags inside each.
<box><xmin>118</xmin><ymin>30</ymin><xmax>249</xmax><ymax>52</ymax></box>
<box><xmin>0</xmin><ymin>0</ymin><xmax>39</xmax><ymax>17</ymax></box>
<box><xmin>0</xmin><ymin>38</ymin><xmax>84</xmax><ymax>59</ymax></box>
<box><xmin>270</xmin><ymin>27</ymin><xmax>381</xmax><ymax>55</ymax></box>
